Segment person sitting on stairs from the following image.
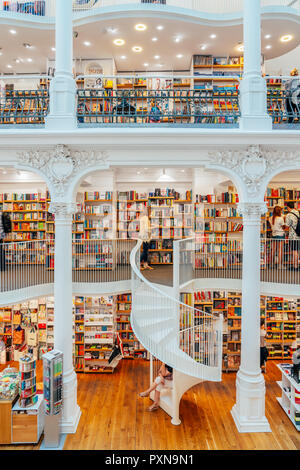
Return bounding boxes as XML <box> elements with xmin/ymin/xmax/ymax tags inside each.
<box><xmin>139</xmin><ymin>363</ymin><xmax>173</xmax><ymax>411</ymax></box>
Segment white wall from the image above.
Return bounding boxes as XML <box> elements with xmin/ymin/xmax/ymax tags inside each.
<box><xmin>265</xmin><ymin>45</ymin><xmax>300</xmax><ymax>76</ymax></box>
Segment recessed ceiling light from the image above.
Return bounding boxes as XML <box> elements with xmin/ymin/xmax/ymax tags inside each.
<box><xmin>135</xmin><ymin>24</ymin><xmax>147</xmax><ymax>31</ymax></box>
<box><xmin>152</xmin><ymin>37</ymin><xmax>158</xmax><ymax>42</ymax></box>
<box><xmin>114</xmin><ymin>38</ymin><xmax>125</xmax><ymax>46</ymax></box>
<box><xmin>9</xmin><ymin>29</ymin><xmax>17</xmax><ymax>35</ymax></box>
<box><xmin>144</xmin><ymin>63</ymin><xmax>149</xmax><ymax>67</ymax></box>
<box><xmin>83</xmin><ymin>41</ymin><xmax>91</xmax><ymax>46</ymax></box>
<box><xmin>237</xmin><ymin>44</ymin><xmax>244</xmax><ymax>52</ymax></box>
<box><xmin>156</xmin><ymin>64</ymin><xmax>163</xmax><ymax>67</ymax></box>
<box><xmin>174</xmin><ymin>37</ymin><xmax>182</xmax><ymax>43</ymax></box>
<box><xmin>2</xmin><ymin>170</ymin><xmax>7</xmax><ymax>175</ymax></box>
<box><xmin>280</xmin><ymin>34</ymin><xmax>293</xmax><ymax>42</ymax></box>
<box><xmin>27</xmin><ymin>58</ymin><xmax>33</xmax><ymax>62</ymax></box>
<box><xmin>154</xmin><ymin>55</ymin><xmax>160</xmax><ymax>59</ymax></box>
<box><xmin>120</xmin><ymin>55</ymin><xmax>127</xmax><ymax>59</ymax></box>
<box><xmin>7</xmin><ymin>65</ymin><xmax>12</xmax><ymax>68</ymax></box>
<box><xmin>200</xmin><ymin>44</ymin><xmax>207</xmax><ymax>50</ymax></box>
<box><xmin>15</xmin><ymin>59</ymin><xmax>20</xmax><ymax>63</ymax></box>
<box><xmin>266</xmin><ymin>45</ymin><xmax>272</xmax><ymax>49</ymax></box>
<box><xmin>132</xmin><ymin>46</ymin><xmax>143</xmax><ymax>53</ymax></box>
<box><xmin>265</xmin><ymin>34</ymin><xmax>271</xmax><ymax>39</ymax></box>
<box><xmin>157</xmin><ymin>25</ymin><xmax>164</xmax><ymax>30</ymax></box>
<box><xmin>210</xmin><ymin>34</ymin><xmax>217</xmax><ymax>39</ymax></box>
<box><xmin>0</xmin><ymin>52</ymin><xmax>2</xmax><ymax>56</ymax></box>
<box><xmin>51</xmin><ymin>47</ymin><xmax>56</xmax><ymax>51</ymax></box>
<box><xmin>176</xmin><ymin>54</ymin><xmax>183</xmax><ymax>58</ymax></box>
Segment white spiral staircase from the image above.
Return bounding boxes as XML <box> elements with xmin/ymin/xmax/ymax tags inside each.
<box><xmin>130</xmin><ymin>240</ymin><xmax>223</xmax><ymax>424</ymax></box>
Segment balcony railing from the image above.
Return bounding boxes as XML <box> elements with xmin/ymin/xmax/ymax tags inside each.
<box><xmin>267</xmin><ymin>76</ymin><xmax>300</xmax><ymax>127</ymax></box>
<box><xmin>77</xmin><ymin>75</ymin><xmax>240</xmax><ymax>127</ymax></box>
<box><xmin>0</xmin><ymin>75</ymin><xmax>50</xmax><ymax>126</ymax></box>
<box><xmin>1</xmin><ymin>0</ymin><xmax>298</xmax><ymax>18</ymax></box>
<box><xmin>174</xmin><ymin>237</ymin><xmax>300</xmax><ymax>289</ymax></box>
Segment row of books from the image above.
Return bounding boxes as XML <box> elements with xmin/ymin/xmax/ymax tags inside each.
<box><xmin>196</xmin><ymin>207</ymin><xmax>241</xmax><ymax>218</ymax></box>
<box><xmin>84</xmin><ymin>192</ymin><xmax>113</xmax><ymax>201</ymax></box>
<box><xmin>204</xmin><ymin>221</ymin><xmax>243</xmax><ymax>232</ymax></box>
<box><xmin>0</xmin><ymin>193</ymin><xmax>46</xmax><ymax>201</ymax></box>
<box><xmin>193</xmin><ymin>55</ymin><xmax>243</xmax><ymax>66</ymax></box>
<box><xmin>195</xmin><ymin>192</ymin><xmax>239</xmax><ymax>204</ymax></box>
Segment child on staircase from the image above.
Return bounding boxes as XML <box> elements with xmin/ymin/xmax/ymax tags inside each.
<box><xmin>139</xmin><ymin>363</ymin><xmax>173</xmax><ymax>411</ymax></box>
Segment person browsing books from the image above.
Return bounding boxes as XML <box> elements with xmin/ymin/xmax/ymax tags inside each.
<box><xmin>268</xmin><ymin>206</ymin><xmax>286</xmax><ymax>268</ymax></box>
<box><xmin>285</xmin><ymin>202</ymin><xmax>300</xmax><ymax>270</ymax></box>
<box><xmin>139</xmin><ymin>205</ymin><xmax>153</xmax><ymax>271</ymax></box>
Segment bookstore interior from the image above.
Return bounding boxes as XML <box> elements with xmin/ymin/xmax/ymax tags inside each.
<box><xmin>1</xmin><ymin>2</ymin><xmax>300</xmax><ymax>451</ymax></box>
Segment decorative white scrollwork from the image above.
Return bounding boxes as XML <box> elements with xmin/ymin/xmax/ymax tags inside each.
<box><xmin>18</xmin><ymin>144</ymin><xmax>109</xmax><ymax>197</ymax></box>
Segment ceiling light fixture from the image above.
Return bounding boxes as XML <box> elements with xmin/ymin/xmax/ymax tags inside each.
<box><xmin>152</xmin><ymin>37</ymin><xmax>158</xmax><ymax>42</ymax></box>
<box><xmin>7</xmin><ymin>65</ymin><xmax>12</xmax><ymax>68</ymax></box>
<box><xmin>154</xmin><ymin>55</ymin><xmax>160</xmax><ymax>59</ymax></box>
<box><xmin>23</xmin><ymin>43</ymin><xmax>31</xmax><ymax>49</ymax></box>
<box><xmin>265</xmin><ymin>34</ymin><xmax>271</xmax><ymax>39</ymax></box>
<box><xmin>51</xmin><ymin>47</ymin><xmax>56</xmax><ymax>51</ymax></box>
<box><xmin>157</xmin><ymin>25</ymin><xmax>164</xmax><ymax>30</ymax></box>
<box><xmin>157</xmin><ymin>169</ymin><xmax>174</xmax><ymax>182</ymax></box>
<box><xmin>266</xmin><ymin>45</ymin><xmax>272</xmax><ymax>49</ymax></box>
<box><xmin>135</xmin><ymin>24</ymin><xmax>147</xmax><ymax>31</ymax></box>
<box><xmin>200</xmin><ymin>44</ymin><xmax>207</xmax><ymax>50</ymax></box>
<box><xmin>132</xmin><ymin>46</ymin><xmax>143</xmax><ymax>53</ymax></box>
<box><xmin>114</xmin><ymin>38</ymin><xmax>125</xmax><ymax>46</ymax></box>
<box><xmin>210</xmin><ymin>34</ymin><xmax>217</xmax><ymax>39</ymax></box>
<box><xmin>237</xmin><ymin>44</ymin><xmax>244</xmax><ymax>52</ymax></box>
<box><xmin>9</xmin><ymin>29</ymin><xmax>17</xmax><ymax>35</ymax></box>
<box><xmin>174</xmin><ymin>36</ymin><xmax>182</xmax><ymax>43</ymax></box>
<box><xmin>280</xmin><ymin>34</ymin><xmax>293</xmax><ymax>42</ymax></box>
<box><xmin>27</xmin><ymin>58</ymin><xmax>33</xmax><ymax>62</ymax></box>
<box><xmin>120</xmin><ymin>55</ymin><xmax>127</xmax><ymax>59</ymax></box>
<box><xmin>144</xmin><ymin>63</ymin><xmax>149</xmax><ymax>67</ymax></box>
<box><xmin>176</xmin><ymin>54</ymin><xmax>183</xmax><ymax>58</ymax></box>
<box><xmin>83</xmin><ymin>41</ymin><xmax>91</xmax><ymax>46</ymax></box>
<box><xmin>107</xmin><ymin>27</ymin><xmax>118</xmax><ymax>34</ymax></box>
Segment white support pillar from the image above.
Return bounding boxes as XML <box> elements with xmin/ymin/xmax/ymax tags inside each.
<box><xmin>49</xmin><ymin>202</ymin><xmax>81</xmax><ymax>434</ymax></box>
<box><xmin>46</xmin><ymin>0</ymin><xmax>77</xmax><ymax>130</ymax></box>
<box><xmin>231</xmin><ymin>202</ymin><xmax>271</xmax><ymax>433</ymax></box>
<box><xmin>239</xmin><ymin>0</ymin><xmax>272</xmax><ymax>131</ymax></box>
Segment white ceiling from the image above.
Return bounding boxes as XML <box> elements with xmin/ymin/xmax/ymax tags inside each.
<box><xmin>0</xmin><ymin>14</ymin><xmax>299</xmax><ymax>73</ymax></box>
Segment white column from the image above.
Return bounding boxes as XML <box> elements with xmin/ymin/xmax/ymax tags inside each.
<box><xmin>46</xmin><ymin>0</ymin><xmax>77</xmax><ymax>130</ymax></box>
<box><xmin>239</xmin><ymin>0</ymin><xmax>272</xmax><ymax>131</ymax></box>
<box><xmin>49</xmin><ymin>202</ymin><xmax>81</xmax><ymax>434</ymax></box>
<box><xmin>231</xmin><ymin>202</ymin><xmax>271</xmax><ymax>433</ymax></box>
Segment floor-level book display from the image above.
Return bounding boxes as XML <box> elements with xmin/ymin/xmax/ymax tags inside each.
<box><xmin>0</xmin><ymin>294</ymin><xmax>148</xmax><ymax>374</ymax></box>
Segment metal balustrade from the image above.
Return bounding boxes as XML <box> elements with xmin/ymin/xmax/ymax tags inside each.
<box><xmin>174</xmin><ymin>236</ymin><xmax>300</xmax><ymax>288</ymax></box>
<box><xmin>267</xmin><ymin>76</ymin><xmax>300</xmax><ymax>127</ymax></box>
<box><xmin>77</xmin><ymin>75</ymin><xmax>240</xmax><ymax>126</ymax></box>
<box><xmin>130</xmin><ymin>239</ymin><xmax>223</xmax><ymax>379</ymax></box>
<box><xmin>0</xmin><ymin>76</ymin><xmax>50</xmax><ymax>126</ymax></box>
<box><xmin>72</xmin><ymin>238</ymin><xmax>135</xmax><ymax>284</ymax></box>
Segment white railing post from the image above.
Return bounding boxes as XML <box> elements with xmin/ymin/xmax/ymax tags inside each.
<box><xmin>231</xmin><ymin>202</ymin><xmax>271</xmax><ymax>433</ymax></box>
<box><xmin>239</xmin><ymin>0</ymin><xmax>272</xmax><ymax>131</ymax></box>
<box><xmin>46</xmin><ymin>0</ymin><xmax>77</xmax><ymax>130</ymax></box>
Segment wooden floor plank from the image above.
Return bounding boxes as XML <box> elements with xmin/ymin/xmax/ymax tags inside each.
<box><xmin>1</xmin><ymin>360</ymin><xmax>300</xmax><ymax>451</ymax></box>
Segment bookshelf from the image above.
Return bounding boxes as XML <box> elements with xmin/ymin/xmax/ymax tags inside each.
<box><xmin>117</xmin><ymin>191</ymin><xmax>148</xmax><ymax>240</ymax></box>
<box><xmin>116</xmin><ymin>293</ymin><xmax>147</xmax><ymax>359</ymax></box>
<box><xmin>84</xmin><ymin>191</ymin><xmax>114</xmax><ymax>240</ymax></box>
<box><xmin>192</xmin><ymin>55</ymin><xmax>242</xmax><ymax>124</ymax></box>
<box><xmin>181</xmin><ymin>289</ymin><xmax>300</xmax><ymax>372</ymax></box>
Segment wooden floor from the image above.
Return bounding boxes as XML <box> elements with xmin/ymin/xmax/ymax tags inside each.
<box><xmin>1</xmin><ymin>359</ymin><xmax>299</xmax><ymax>451</ymax></box>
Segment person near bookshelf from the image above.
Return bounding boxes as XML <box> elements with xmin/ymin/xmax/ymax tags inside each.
<box><xmin>284</xmin><ymin>68</ymin><xmax>300</xmax><ymax>123</ymax></box>
<box><xmin>268</xmin><ymin>206</ymin><xmax>286</xmax><ymax>268</ymax></box>
<box><xmin>139</xmin><ymin>205</ymin><xmax>153</xmax><ymax>271</ymax></box>
<box><xmin>260</xmin><ymin>320</ymin><xmax>268</xmax><ymax>373</ymax></box>
<box><xmin>139</xmin><ymin>363</ymin><xmax>173</xmax><ymax>411</ymax></box>
<box><xmin>285</xmin><ymin>202</ymin><xmax>300</xmax><ymax>270</ymax></box>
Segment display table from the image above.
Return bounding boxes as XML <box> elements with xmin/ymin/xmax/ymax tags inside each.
<box><xmin>0</xmin><ymin>395</ymin><xmax>18</xmax><ymax>444</ymax></box>
<box><xmin>12</xmin><ymin>394</ymin><xmax>44</xmax><ymax>444</ymax></box>
<box><xmin>276</xmin><ymin>363</ymin><xmax>300</xmax><ymax>431</ymax></box>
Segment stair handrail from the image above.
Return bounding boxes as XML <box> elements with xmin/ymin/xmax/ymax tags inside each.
<box><xmin>130</xmin><ymin>238</ymin><xmax>217</xmax><ymax>322</ymax></box>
